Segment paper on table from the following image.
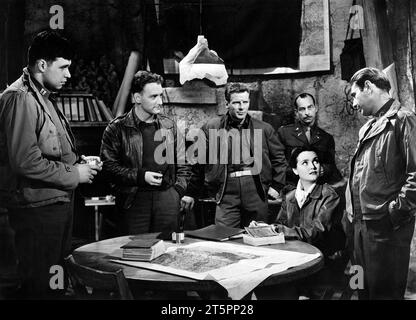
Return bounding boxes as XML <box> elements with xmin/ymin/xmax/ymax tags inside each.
<box><xmin>110</xmin><ymin>241</ymin><xmax>321</xmax><ymax>300</ymax></box>
<box><xmin>218</xmin><ymin>252</ymin><xmax>320</xmax><ymax>300</ymax></box>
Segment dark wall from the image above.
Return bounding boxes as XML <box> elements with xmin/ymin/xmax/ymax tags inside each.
<box><xmin>0</xmin><ymin>0</ymin><xmax>26</xmax><ymax>89</ymax></box>
<box><xmin>24</xmin><ymin>0</ymin><xmax>144</xmax><ymax>75</ymax></box>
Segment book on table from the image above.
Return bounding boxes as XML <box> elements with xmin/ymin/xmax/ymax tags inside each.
<box><xmin>120</xmin><ymin>239</ymin><xmax>166</xmax><ymax>261</ymax></box>
<box><xmin>185</xmin><ymin>224</ymin><xmax>245</xmax><ymax>242</ymax></box>
<box><xmin>243</xmin><ymin>224</ymin><xmax>285</xmax><ymax>246</ymax></box>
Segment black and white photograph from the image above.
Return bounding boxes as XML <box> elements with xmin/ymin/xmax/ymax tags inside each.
<box><xmin>1</xmin><ymin>0</ymin><xmax>416</xmax><ymax>310</ymax></box>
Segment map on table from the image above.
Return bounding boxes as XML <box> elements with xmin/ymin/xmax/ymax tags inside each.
<box><xmin>111</xmin><ymin>241</ymin><xmax>317</xmax><ymax>281</ymax></box>
<box><xmin>151</xmin><ymin>245</ymin><xmax>261</xmax><ymax>273</ymax></box>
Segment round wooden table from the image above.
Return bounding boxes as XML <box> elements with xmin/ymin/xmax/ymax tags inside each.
<box><xmin>72</xmin><ymin>234</ymin><xmax>324</xmax><ymax>299</ymax></box>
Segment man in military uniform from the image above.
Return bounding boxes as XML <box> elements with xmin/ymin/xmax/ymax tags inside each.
<box><xmin>277</xmin><ymin>93</ymin><xmax>343</xmax><ymax>192</ymax></box>
<box><xmin>276</xmin><ymin>92</ymin><xmax>347</xmax><ymax>264</ymax></box>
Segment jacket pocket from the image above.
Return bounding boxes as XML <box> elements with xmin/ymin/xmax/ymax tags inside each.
<box><xmin>16</xmin><ymin>176</ymin><xmax>69</xmax><ymax>205</ymax></box>
<box><xmin>389</xmin><ymin>207</ymin><xmax>413</xmax><ymax>231</ymax></box>
<box><xmin>37</xmin><ymin>123</ymin><xmax>61</xmax><ymax>158</ymax></box>
<box><xmin>374</xmin><ymin>151</ymin><xmax>390</xmax><ymax>185</ymax></box>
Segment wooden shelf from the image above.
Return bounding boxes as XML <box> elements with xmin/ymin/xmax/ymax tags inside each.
<box><xmin>57</xmin><ymin>92</ymin><xmax>114</xmax><ymax>122</ymax></box>
<box><xmin>69</xmin><ymin>121</ymin><xmax>109</xmax><ymax>128</ymax></box>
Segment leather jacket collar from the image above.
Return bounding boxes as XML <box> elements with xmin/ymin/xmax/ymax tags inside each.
<box><xmin>358</xmin><ymin>100</ymin><xmax>401</xmax><ymax>143</ymax></box>
<box><xmin>225</xmin><ymin>112</ymin><xmax>251</xmax><ymax>129</ymax></box>
<box><xmin>289</xmin><ymin>183</ymin><xmax>323</xmax><ymax>205</ymax></box>
<box><xmin>120</xmin><ymin>107</ymin><xmax>174</xmax><ymax>130</ymax></box>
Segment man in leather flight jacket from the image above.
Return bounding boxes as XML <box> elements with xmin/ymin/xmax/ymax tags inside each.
<box><xmin>183</xmin><ymin>83</ymin><xmax>286</xmax><ymax>228</ymax></box>
<box><xmin>100</xmin><ymin>71</ymin><xmax>190</xmax><ymax>234</ymax></box>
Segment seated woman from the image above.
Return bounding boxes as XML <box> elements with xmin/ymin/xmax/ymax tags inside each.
<box><xmin>275</xmin><ymin>146</ymin><xmax>343</xmax><ymax>257</ymax></box>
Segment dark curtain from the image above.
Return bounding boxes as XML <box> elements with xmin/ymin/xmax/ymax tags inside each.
<box><xmin>144</xmin><ymin>0</ymin><xmax>166</xmax><ymax>74</ymax></box>
<box><xmin>122</xmin><ymin>0</ymin><xmax>145</xmax><ymax>52</ymax></box>
<box><xmin>155</xmin><ymin>0</ymin><xmax>302</xmax><ymax>71</ymax></box>
<box><xmin>0</xmin><ymin>2</ymin><xmax>6</xmax><ymax>90</ymax></box>
<box><xmin>203</xmin><ymin>0</ymin><xmax>303</xmax><ymax>69</ymax></box>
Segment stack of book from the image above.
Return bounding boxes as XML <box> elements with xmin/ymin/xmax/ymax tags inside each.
<box><xmin>120</xmin><ymin>239</ymin><xmax>166</xmax><ymax>261</ymax></box>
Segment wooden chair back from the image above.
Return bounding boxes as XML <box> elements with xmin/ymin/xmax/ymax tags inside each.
<box><xmin>64</xmin><ymin>255</ymin><xmax>133</xmax><ymax>300</ymax></box>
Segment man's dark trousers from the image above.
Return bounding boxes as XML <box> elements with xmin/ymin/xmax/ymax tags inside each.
<box><xmin>215</xmin><ymin>175</ymin><xmax>268</xmax><ymax>228</ymax></box>
<box><xmin>8</xmin><ymin>195</ymin><xmax>74</xmax><ymax>299</ymax></box>
<box><xmin>120</xmin><ymin>187</ymin><xmax>180</xmax><ymax>234</ymax></box>
<box><xmin>353</xmin><ymin>215</ymin><xmax>415</xmax><ymax>299</ymax></box>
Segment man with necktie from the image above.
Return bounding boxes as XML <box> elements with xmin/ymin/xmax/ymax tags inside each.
<box><xmin>276</xmin><ymin>92</ymin><xmax>343</xmax><ymax>192</ymax></box>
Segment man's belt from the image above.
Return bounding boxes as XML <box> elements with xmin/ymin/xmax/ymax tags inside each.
<box><xmin>229</xmin><ymin>170</ymin><xmax>253</xmax><ymax>178</ymax></box>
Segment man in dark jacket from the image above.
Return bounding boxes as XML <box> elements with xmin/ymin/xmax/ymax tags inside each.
<box><xmin>346</xmin><ymin>67</ymin><xmax>416</xmax><ymax>299</ymax></box>
<box><xmin>100</xmin><ymin>71</ymin><xmax>190</xmax><ymax>235</ymax></box>
<box><xmin>0</xmin><ymin>31</ymin><xmax>101</xmax><ymax>299</ymax></box>
<box><xmin>183</xmin><ymin>83</ymin><xmax>286</xmax><ymax>227</ymax></box>
<box><xmin>277</xmin><ymin>93</ymin><xmax>343</xmax><ymax>191</ymax></box>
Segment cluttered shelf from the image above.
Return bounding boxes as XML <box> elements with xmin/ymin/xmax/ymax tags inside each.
<box><xmin>62</xmin><ymin>92</ymin><xmax>116</xmax><ymax>241</ymax></box>
<box><xmin>56</xmin><ymin>92</ymin><xmax>114</xmax><ymax>124</ymax></box>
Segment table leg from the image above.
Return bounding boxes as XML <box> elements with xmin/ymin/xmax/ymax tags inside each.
<box><xmin>94</xmin><ymin>206</ymin><xmax>100</xmax><ymax>241</ymax></box>
<box><xmin>196</xmin><ymin>290</ymin><xmax>229</xmax><ymax>300</ymax></box>
<box><xmin>253</xmin><ymin>284</ymin><xmax>298</xmax><ymax>300</ymax></box>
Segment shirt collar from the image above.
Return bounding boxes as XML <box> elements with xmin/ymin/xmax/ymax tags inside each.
<box><xmin>27</xmin><ymin>69</ymin><xmax>59</xmax><ymax>102</ymax></box>
<box><xmin>295</xmin><ymin>119</ymin><xmax>317</xmax><ymax>131</ymax></box>
<box><xmin>28</xmin><ymin>70</ymin><xmax>47</xmax><ymax>96</ymax></box>
<box><xmin>132</xmin><ymin>107</ymin><xmax>157</xmax><ymax>127</ymax></box>
<box><xmin>295</xmin><ymin>180</ymin><xmax>316</xmax><ymax>208</ymax></box>
<box><xmin>226</xmin><ymin>112</ymin><xmax>250</xmax><ymax>129</ymax></box>
<box><xmin>374</xmin><ymin>98</ymin><xmax>394</xmax><ymax>118</ymax></box>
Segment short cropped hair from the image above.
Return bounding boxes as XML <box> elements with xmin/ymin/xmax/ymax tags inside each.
<box><xmin>289</xmin><ymin>146</ymin><xmax>320</xmax><ymax>169</ymax></box>
<box><xmin>28</xmin><ymin>30</ymin><xmax>73</xmax><ymax>66</ymax></box>
<box><xmin>225</xmin><ymin>83</ymin><xmax>250</xmax><ymax>102</ymax></box>
<box><xmin>350</xmin><ymin>67</ymin><xmax>391</xmax><ymax>92</ymax></box>
<box><xmin>294</xmin><ymin>92</ymin><xmax>316</xmax><ymax>109</ymax></box>
<box><xmin>131</xmin><ymin>70</ymin><xmax>164</xmax><ymax>94</ymax></box>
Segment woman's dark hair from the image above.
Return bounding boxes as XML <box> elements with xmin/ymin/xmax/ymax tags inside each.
<box><xmin>289</xmin><ymin>146</ymin><xmax>320</xmax><ymax>169</ymax></box>
<box><xmin>28</xmin><ymin>30</ymin><xmax>73</xmax><ymax>66</ymax></box>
